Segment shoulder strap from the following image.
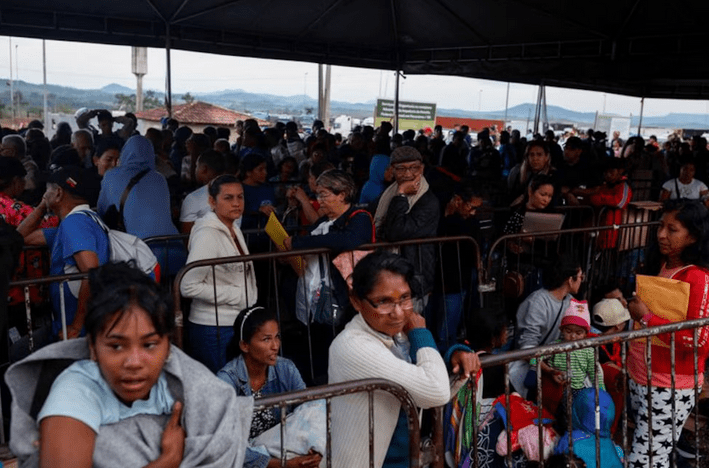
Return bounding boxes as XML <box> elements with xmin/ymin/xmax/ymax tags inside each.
<box><xmin>76</xmin><ymin>210</ymin><xmax>109</xmax><ymax>235</ymax></box>
<box><xmin>674</xmin><ymin>178</ymin><xmax>681</xmax><ymax>198</ymax></box>
<box><xmin>119</xmin><ymin>169</ymin><xmax>150</xmax><ymax>222</ymax></box>
<box><xmin>348</xmin><ymin>209</ymin><xmax>375</xmax><ymax>243</ymax></box>
<box><xmin>540</xmin><ymin>298</ymin><xmax>566</xmax><ymax>346</ymax></box>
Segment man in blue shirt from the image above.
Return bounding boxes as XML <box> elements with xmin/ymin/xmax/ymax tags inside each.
<box><xmin>18</xmin><ymin>166</ymin><xmax>109</xmax><ymax>338</ymax></box>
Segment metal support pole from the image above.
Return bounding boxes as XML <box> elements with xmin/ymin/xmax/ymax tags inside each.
<box><xmin>533</xmin><ymin>84</ymin><xmax>543</xmax><ymax>135</ymax></box>
<box><xmin>9</xmin><ymin>38</ymin><xmax>14</xmax><ymax>123</ymax></box>
<box><xmin>503</xmin><ymin>82</ymin><xmax>510</xmax><ymax>125</ymax></box>
<box><xmin>165</xmin><ymin>24</ymin><xmax>173</xmax><ymax>118</ymax></box>
<box><xmin>318</xmin><ymin>64</ymin><xmax>323</xmax><ymax>121</ymax></box>
<box><xmin>394</xmin><ymin>69</ymin><xmax>400</xmax><ymax>134</ymax></box>
<box><xmin>637</xmin><ymin>97</ymin><xmax>645</xmax><ymax>136</ymax></box>
<box><xmin>43</xmin><ymin>40</ymin><xmax>49</xmax><ymax>131</ymax></box>
<box><xmin>542</xmin><ymin>86</ymin><xmax>549</xmax><ymax>132</ymax></box>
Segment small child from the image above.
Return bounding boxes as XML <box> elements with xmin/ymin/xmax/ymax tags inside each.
<box><xmin>532</xmin><ymin>298</ymin><xmax>605</xmax><ymax>392</ymax></box>
<box><xmin>468</xmin><ymin>309</ymin><xmax>509</xmax><ymax>399</ymax></box>
<box><xmin>591</xmin><ymin>294</ymin><xmax>631</xmax><ymax>435</ymax></box>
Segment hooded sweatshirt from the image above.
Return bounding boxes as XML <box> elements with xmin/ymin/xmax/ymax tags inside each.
<box><xmin>359</xmin><ymin>154</ymin><xmax>390</xmax><ymax>204</ymax></box>
<box><xmin>555</xmin><ymin>388</ymin><xmax>624</xmax><ymax>468</ymax></box>
<box><xmin>97</xmin><ymin>135</ymin><xmax>178</xmax><ymax>239</ymax></box>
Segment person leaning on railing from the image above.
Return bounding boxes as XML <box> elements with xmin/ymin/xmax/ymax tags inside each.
<box><xmin>7</xmin><ymin>262</ymin><xmax>253</xmax><ymax>467</ymax></box>
<box><xmin>328</xmin><ymin>250</ymin><xmax>480</xmax><ymax>468</ymax></box>
<box><xmin>626</xmin><ymin>198</ymin><xmax>709</xmax><ymax>467</ymax></box>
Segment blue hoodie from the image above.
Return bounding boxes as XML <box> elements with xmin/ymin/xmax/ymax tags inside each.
<box><xmin>97</xmin><ymin>135</ymin><xmax>179</xmax><ymax>239</ymax></box>
<box><xmin>359</xmin><ymin>154</ymin><xmax>390</xmax><ymax>204</ymax></box>
<box><xmin>555</xmin><ymin>388</ymin><xmax>624</xmax><ymax>468</ymax></box>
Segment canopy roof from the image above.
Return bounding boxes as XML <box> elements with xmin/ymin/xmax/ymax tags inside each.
<box><xmin>2</xmin><ymin>0</ymin><xmax>709</xmax><ymax>100</ymax></box>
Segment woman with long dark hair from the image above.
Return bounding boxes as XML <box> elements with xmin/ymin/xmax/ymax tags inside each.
<box><xmin>627</xmin><ymin>199</ymin><xmax>709</xmax><ymax>467</ymax></box>
<box><xmin>8</xmin><ymin>262</ymin><xmax>252</xmax><ymax>467</ymax></box>
<box><xmin>218</xmin><ymin>306</ymin><xmax>321</xmax><ymax>468</ymax></box>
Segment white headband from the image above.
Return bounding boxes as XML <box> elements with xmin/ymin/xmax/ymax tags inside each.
<box><xmin>239</xmin><ymin>306</ymin><xmax>264</xmax><ymax>342</ymax></box>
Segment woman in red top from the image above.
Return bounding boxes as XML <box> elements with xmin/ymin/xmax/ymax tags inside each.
<box><xmin>0</xmin><ymin>158</ymin><xmax>58</xmax><ymax>305</ymax></box>
<box><xmin>627</xmin><ymin>199</ymin><xmax>709</xmax><ymax>467</ymax></box>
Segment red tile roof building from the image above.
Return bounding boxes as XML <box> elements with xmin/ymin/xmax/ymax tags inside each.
<box><xmin>135</xmin><ymin>101</ymin><xmax>268</xmax><ymax>135</ymax></box>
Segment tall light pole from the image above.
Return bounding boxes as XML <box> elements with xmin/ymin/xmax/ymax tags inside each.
<box><xmin>303</xmin><ymin>72</ymin><xmax>308</xmax><ymax>112</ymax></box>
<box><xmin>15</xmin><ymin>44</ymin><xmax>19</xmax><ymax>118</ymax></box>
<box><xmin>9</xmin><ymin>38</ymin><xmax>14</xmax><ymax>122</ymax></box>
<box><xmin>43</xmin><ymin>40</ymin><xmax>49</xmax><ymax>131</ymax></box>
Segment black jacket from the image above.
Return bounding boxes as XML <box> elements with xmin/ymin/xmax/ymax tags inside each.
<box><xmin>379</xmin><ymin>189</ymin><xmax>440</xmax><ymax>294</ymax></box>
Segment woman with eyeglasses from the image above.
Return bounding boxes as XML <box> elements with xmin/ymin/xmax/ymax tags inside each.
<box><xmin>329</xmin><ymin>250</ymin><xmax>479</xmax><ymax>468</ymax></box>
<box><xmin>283</xmin><ymin>169</ymin><xmax>373</xmax><ymax>379</ymax></box>
<box><xmin>180</xmin><ymin>175</ymin><xmax>258</xmax><ymax>373</ymax></box>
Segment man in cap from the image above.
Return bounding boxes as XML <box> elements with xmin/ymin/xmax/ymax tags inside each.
<box><xmin>373</xmin><ymin>146</ymin><xmax>440</xmax><ymax>297</ymax></box>
<box><xmin>17</xmin><ymin>166</ymin><xmax>109</xmax><ymax>338</ymax></box>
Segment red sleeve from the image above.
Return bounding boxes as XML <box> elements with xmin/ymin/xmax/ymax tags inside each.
<box><xmin>646</xmin><ymin>266</ymin><xmax>709</xmax><ymax>349</ymax></box>
<box><xmin>589</xmin><ymin>182</ymin><xmax>632</xmax><ymax>209</ymax></box>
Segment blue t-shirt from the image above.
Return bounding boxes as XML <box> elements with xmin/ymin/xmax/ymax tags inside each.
<box><xmin>43</xmin><ymin>207</ymin><xmax>111</xmax><ymax>334</ymax></box>
<box><xmin>241</xmin><ymin>184</ymin><xmax>276</xmax><ymax>231</ymax></box>
<box><xmin>37</xmin><ymin>360</ymin><xmax>174</xmax><ymax>434</ymax></box>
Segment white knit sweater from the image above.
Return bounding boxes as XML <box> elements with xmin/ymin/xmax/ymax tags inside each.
<box><xmin>328</xmin><ymin>313</ymin><xmax>450</xmax><ymax>468</ymax></box>
<box><xmin>180</xmin><ymin>211</ymin><xmax>258</xmax><ymax>327</ymax></box>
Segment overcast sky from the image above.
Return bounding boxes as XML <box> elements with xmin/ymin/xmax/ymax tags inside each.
<box><xmin>3</xmin><ymin>36</ymin><xmax>709</xmax><ymax>118</ymax></box>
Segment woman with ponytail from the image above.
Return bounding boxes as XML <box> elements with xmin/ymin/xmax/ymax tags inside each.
<box><xmin>217</xmin><ymin>306</ymin><xmax>321</xmax><ymax>468</ymax></box>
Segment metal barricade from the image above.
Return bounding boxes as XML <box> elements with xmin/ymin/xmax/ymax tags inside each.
<box><xmin>484</xmin><ymin>220</ymin><xmax>660</xmax><ymax>308</ymax></box>
<box><xmin>253</xmin><ymin>378</ymin><xmax>442</xmax><ymax>468</ymax></box>
<box><xmin>459</xmin><ymin>317</ymin><xmax>709</xmax><ymax>468</ymax></box>
<box><xmin>172</xmin><ymin>236</ymin><xmax>483</xmax><ymax>376</ymax></box>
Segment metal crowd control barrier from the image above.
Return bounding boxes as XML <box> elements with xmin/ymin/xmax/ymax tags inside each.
<box><xmin>484</xmin><ymin>220</ymin><xmax>660</xmax><ymax>305</ymax></box>
<box><xmin>9</xmin><ymin>271</ymin><xmax>88</xmax><ymax>351</ymax></box>
<box><xmin>466</xmin><ymin>317</ymin><xmax>709</xmax><ymax>468</ymax></box>
<box><xmin>172</xmin><ymin>235</ymin><xmax>483</xmax><ymax>365</ymax></box>
<box><xmin>253</xmin><ymin>378</ymin><xmax>443</xmax><ymax>468</ymax></box>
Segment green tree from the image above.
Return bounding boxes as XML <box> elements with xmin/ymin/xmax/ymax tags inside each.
<box><xmin>144</xmin><ymin>90</ymin><xmax>160</xmax><ymax>109</ymax></box>
<box><xmin>115</xmin><ymin>93</ymin><xmax>136</xmax><ymax>112</ymax></box>
<box><xmin>182</xmin><ymin>92</ymin><xmax>195</xmax><ymax>104</ymax></box>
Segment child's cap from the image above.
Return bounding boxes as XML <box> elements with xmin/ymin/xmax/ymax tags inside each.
<box><xmin>592</xmin><ymin>298</ymin><xmax>631</xmax><ymax>327</ymax></box>
<box><xmin>560</xmin><ymin>298</ymin><xmax>591</xmax><ymax>332</ymax></box>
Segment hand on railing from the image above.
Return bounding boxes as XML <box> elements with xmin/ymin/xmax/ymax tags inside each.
<box><xmin>450</xmin><ymin>350</ymin><xmax>482</xmax><ymax>380</ymax></box>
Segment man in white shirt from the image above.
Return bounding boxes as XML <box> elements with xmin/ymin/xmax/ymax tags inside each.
<box><xmin>180</xmin><ymin>149</ymin><xmax>230</xmax><ymax>234</ymax></box>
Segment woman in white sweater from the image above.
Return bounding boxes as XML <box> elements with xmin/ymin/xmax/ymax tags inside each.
<box><xmin>329</xmin><ymin>250</ymin><xmax>478</xmax><ymax>468</ymax></box>
<box><xmin>181</xmin><ymin>175</ymin><xmax>258</xmax><ymax>372</ymax></box>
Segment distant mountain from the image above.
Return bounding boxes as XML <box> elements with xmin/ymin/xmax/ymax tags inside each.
<box><xmin>1</xmin><ymin>79</ymin><xmax>707</xmax><ymax>130</ymax></box>
<box><xmin>101</xmin><ymin>83</ymin><xmax>134</xmax><ymax>95</ymax></box>
<box><xmin>630</xmin><ymin>113</ymin><xmax>709</xmax><ymax>130</ymax></box>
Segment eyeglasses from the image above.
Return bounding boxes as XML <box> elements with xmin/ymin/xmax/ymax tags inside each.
<box><xmin>364</xmin><ymin>294</ymin><xmax>415</xmax><ymax>314</ymax></box>
<box><xmin>393</xmin><ymin>163</ymin><xmax>423</xmax><ymax>175</ymax></box>
<box><xmin>316</xmin><ymin>191</ymin><xmax>335</xmax><ymax>200</ymax></box>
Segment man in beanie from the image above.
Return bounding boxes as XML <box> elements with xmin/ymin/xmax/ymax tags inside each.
<box><xmin>17</xmin><ymin>166</ymin><xmax>109</xmax><ymax>339</ymax></box>
<box><xmin>373</xmin><ymin>146</ymin><xmax>440</xmax><ymax>297</ymax></box>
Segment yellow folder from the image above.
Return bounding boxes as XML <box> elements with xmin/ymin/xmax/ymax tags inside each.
<box><xmin>636</xmin><ymin>274</ymin><xmax>690</xmax><ymax>322</ymax></box>
<box><xmin>635</xmin><ymin>274</ymin><xmax>691</xmax><ymax>347</ymax></box>
<box><xmin>265</xmin><ymin>212</ymin><xmax>305</xmax><ymax>276</ymax></box>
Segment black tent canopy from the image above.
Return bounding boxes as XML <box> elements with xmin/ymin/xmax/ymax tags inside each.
<box><xmin>2</xmin><ymin>0</ymin><xmax>709</xmax><ymax>100</ymax></box>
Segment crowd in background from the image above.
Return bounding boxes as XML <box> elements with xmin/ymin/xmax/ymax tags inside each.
<box><xmin>2</xmin><ymin>109</ymin><xmax>709</xmax><ymax>467</ymax></box>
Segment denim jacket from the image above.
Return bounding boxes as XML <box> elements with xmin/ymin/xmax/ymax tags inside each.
<box><xmin>217</xmin><ymin>355</ymin><xmax>306</xmax><ymax>468</ymax></box>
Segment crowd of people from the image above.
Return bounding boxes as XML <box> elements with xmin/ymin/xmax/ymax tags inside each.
<box><xmin>1</xmin><ymin>110</ymin><xmax>709</xmax><ymax>467</ymax></box>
